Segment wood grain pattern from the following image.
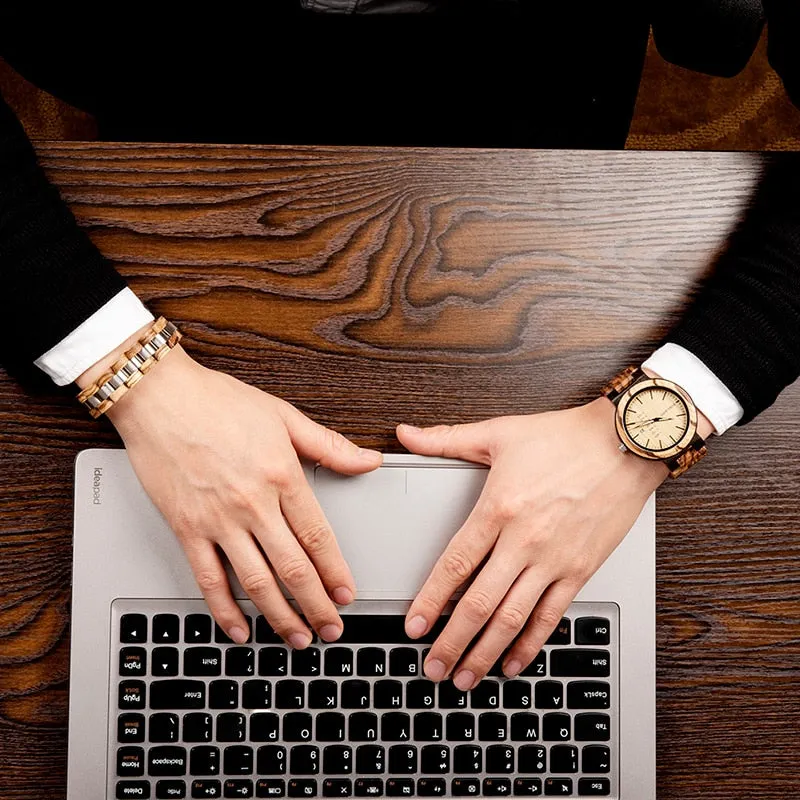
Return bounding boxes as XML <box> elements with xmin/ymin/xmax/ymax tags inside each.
<box><xmin>1</xmin><ymin>144</ymin><xmax>799</xmax><ymax>799</ymax></box>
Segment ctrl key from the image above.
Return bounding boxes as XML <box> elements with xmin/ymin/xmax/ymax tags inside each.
<box><xmin>117</xmin><ymin>781</ymin><xmax>151</xmax><ymax>798</ymax></box>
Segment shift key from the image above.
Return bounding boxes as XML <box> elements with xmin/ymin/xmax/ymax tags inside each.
<box><xmin>150</xmin><ymin>679</ymin><xmax>206</xmax><ymax>709</ymax></box>
<box><xmin>550</xmin><ymin>650</ymin><xmax>610</xmax><ymax>677</ymax></box>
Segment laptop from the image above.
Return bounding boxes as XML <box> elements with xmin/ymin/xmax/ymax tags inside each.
<box><xmin>68</xmin><ymin>448</ymin><xmax>655</xmax><ymax>799</ymax></box>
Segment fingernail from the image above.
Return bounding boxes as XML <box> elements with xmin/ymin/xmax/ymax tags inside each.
<box><xmin>454</xmin><ymin>669</ymin><xmax>476</xmax><ymax>691</ymax></box>
<box><xmin>504</xmin><ymin>659</ymin><xmax>522</xmax><ymax>678</ymax></box>
<box><xmin>289</xmin><ymin>632</ymin><xmax>312</xmax><ymax>649</ymax></box>
<box><xmin>320</xmin><ymin>624</ymin><xmax>342</xmax><ymax>642</ymax></box>
<box><xmin>399</xmin><ymin>424</ymin><xmax>421</xmax><ymax>433</ymax></box>
<box><xmin>229</xmin><ymin>626</ymin><xmax>248</xmax><ymax>644</ymax></box>
<box><xmin>425</xmin><ymin>658</ymin><xmax>447</xmax><ymax>682</ymax></box>
<box><xmin>406</xmin><ymin>615</ymin><xmax>428</xmax><ymax>638</ymax></box>
<box><xmin>358</xmin><ymin>448</ymin><xmax>381</xmax><ymax>460</ymax></box>
<box><xmin>333</xmin><ymin>586</ymin><xmax>354</xmax><ymax>605</ymax></box>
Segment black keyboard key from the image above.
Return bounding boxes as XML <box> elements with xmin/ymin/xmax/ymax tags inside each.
<box><xmin>243</xmin><ymin>680</ymin><xmax>272</xmax><ymax>709</ymax></box>
<box><xmin>389</xmin><ymin>648</ymin><xmax>419</xmax><ymax>677</ymax></box>
<box><xmin>293</xmin><ymin>648</ymin><xmax>321</xmax><ymax>677</ymax></box>
<box><xmin>575</xmin><ymin>618</ymin><xmax>610</xmax><ymax>646</ymax></box>
<box><xmin>117</xmin><ymin>781</ymin><xmax>151</xmax><ymax>799</ymax></box>
<box><xmin>349</xmin><ymin>712</ymin><xmax>379</xmax><ymax>742</ymax></box>
<box><xmin>482</xmin><ymin>778</ymin><xmax>511</xmax><ymax>796</ymax></box>
<box><xmin>478</xmin><ymin>712</ymin><xmax>507</xmax><ymax>741</ymax></box>
<box><xmin>575</xmin><ymin>713</ymin><xmax>611</xmax><ymax>741</ymax></box>
<box><xmin>257</xmin><ymin>745</ymin><xmax>287</xmax><ymax>775</ymax></box>
<box><xmin>357</xmin><ymin>648</ymin><xmax>386</xmax><ymax>677</ymax></box>
<box><xmin>224</xmin><ymin>746</ymin><xmax>254</xmax><ymax>776</ymax></box>
<box><xmin>218</xmin><ymin>713</ymin><xmax>247</xmax><ymax>743</ymax></box>
<box><xmin>503</xmin><ymin>680</ymin><xmax>532</xmax><ymax>709</ymax></box>
<box><xmin>545</xmin><ymin>619</ymin><xmax>571</xmax><ymax>645</ymax></box>
<box><xmin>542</xmin><ymin>713</ymin><xmax>571</xmax><ymax>741</ymax></box>
<box><xmin>544</xmin><ymin>779</ymin><xmax>572</xmax><ymax>796</ymax></box>
<box><xmin>534</xmin><ymin>681</ymin><xmax>563</xmax><ymax>710</ymax></box>
<box><xmin>374</xmin><ymin>680</ymin><xmax>403</xmax><ymax>709</ymax></box>
<box><xmin>420</xmin><ymin>745</ymin><xmax>449</xmax><ymax>774</ymax></box>
<box><xmin>184</xmin><ymin>714</ymin><xmax>214</xmax><ymax>744</ymax></box>
<box><xmin>216</xmin><ymin>617</ymin><xmax>253</xmax><ymax>645</ymax></box>
<box><xmin>550</xmin><ymin>650</ymin><xmax>610</xmax><ymax>678</ymax></box>
<box><xmin>521</xmin><ymin>652</ymin><xmax>546</xmax><ymax>678</ymax></box>
<box><xmin>120</xmin><ymin>614</ymin><xmax>148</xmax><ymax>644</ymax></box>
<box><xmin>323</xmin><ymin>779</ymin><xmax>353</xmax><ymax>797</ymax></box>
<box><xmin>316</xmin><ymin>712</ymin><xmax>346</xmax><ymax>742</ymax></box>
<box><xmin>192</xmin><ymin>779</ymin><xmax>222</xmax><ymax>798</ymax></box>
<box><xmin>185</xmin><ymin>614</ymin><xmax>212</xmax><ymax>644</ymax></box>
<box><xmin>227</xmin><ymin>648</ymin><xmax>256</xmax><ymax>677</ymax></box>
<box><xmin>118</xmin><ymin>746</ymin><xmax>145</xmax><ymax>777</ymax></box>
<box><xmin>154</xmin><ymin>614</ymin><xmax>181</xmax><ymax>644</ymax></box>
<box><xmin>288</xmin><ymin>780</ymin><xmax>317</xmax><ymax>798</ymax></box>
<box><xmin>388</xmin><ymin>744</ymin><xmax>417</xmax><ymax>774</ymax></box>
<box><xmin>510</xmin><ymin>713</ymin><xmax>540</xmax><ymax>742</ymax></box>
<box><xmin>417</xmin><ymin>779</ymin><xmax>445</xmax><ymax>797</ymax></box>
<box><xmin>470</xmin><ymin>681</ymin><xmax>500</xmax><ymax>709</ymax></box>
<box><xmin>156</xmin><ymin>780</ymin><xmax>187</xmax><ymax>798</ymax></box>
<box><xmin>413</xmin><ymin>712</ymin><xmax>443</xmax><ymax>741</ymax></box>
<box><xmin>119</xmin><ymin>680</ymin><xmax>146</xmax><ymax>710</ymax></box>
<box><xmin>386</xmin><ymin>778</ymin><xmax>414</xmax><ymax>797</ymax></box>
<box><xmin>309</xmin><ymin>680</ymin><xmax>338</xmax><ymax>710</ymax></box>
<box><xmin>582</xmin><ymin>745</ymin><xmax>611</xmax><ymax>773</ymax></box>
<box><xmin>567</xmin><ymin>682</ymin><xmax>610</xmax><ymax>710</ymax></box>
<box><xmin>210</xmin><ymin>680</ymin><xmax>239</xmax><ymax>709</ymax></box>
<box><xmin>577</xmin><ymin>778</ymin><xmax>610</xmax><ymax>796</ymax></box>
<box><xmin>260</xmin><ymin>648</ymin><xmax>289</xmax><ymax>677</ymax></box>
<box><xmin>439</xmin><ymin>681</ymin><xmax>468</xmax><ymax>709</ymax></box>
<box><xmin>118</xmin><ymin>713</ymin><xmax>146</xmax><ymax>743</ymax></box>
<box><xmin>486</xmin><ymin>745</ymin><xmax>514</xmax><ymax>773</ymax></box>
<box><xmin>290</xmin><ymin>745</ymin><xmax>320</xmax><ymax>775</ymax></box>
<box><xmin>453</xmin><ymin>745</ymin><xmax>482</xmax><ymax>774</ymax></box>
<box><xmin>150</xmin><ymin>713</ymin><xmax>180</xmax><ymax>743</ymax></box>
<box><xmin>251</xmin><ymin>713</ymin><xmax>280</xmax><ymax>743</ymax></box>
<box><xmin>446</xmin><ymin>712</ymin><xmax>475</xmax><ymax>741</ymax></box>
<box><xmin>517</xmin><ymin>746</ymin><xmax>546</xmax><ymax>774</ymax></box>
<box><xmin>256</xmin><ymin>616</ymin><xmax>283</xmax><ymax>644</ymax></box>
<box><xmin>550</xmin><ymin>745</ymin><xmax>578</xmax><ymax>774</ymax></box>
<box><xmin>153</xmin><ymin>647</ymin><xmax>180</xmax><ymax>677</ymax></box>
<box><xmin>150</xmin><ymin>680</ymin><xmax>204</xmax><ymax>710</ymax></box>
<box><xmin>185</xmin><ymin>647</ymin><xmax>223</xmax><ymax>677</ymax></box>
<box><xmin>354</xmin><ymin>779</ymin><xmax>383</xmax><ymax>797</ymax></box>
<box><xmin>120</xmin><ymin>647</ymin><xmax>147</xmax><ymax>677</ymax></box>
<box><xmin>452</xmin><ymin>778</ymin><xmax>481</xmax><ymax>796</ymax></box>
<box><xmin>276</xmin><ymin>680</ymin><xmax>305</xmax><ymax>709</ymax></box>
<box><xmin>150</xmin><ymin>746</ymin><xmax>188</xmax><ymax>776</ymax></box>
<box><xmin>513</xmin><ymin>779</ymin><xmax>542</xmax><ymax>796</ymax></box>
<box><xmin>355</xmin><ymin>745</ymin><xmax>385</xmax><ymax>774</ymax></box>
<box><xmin>224</xmin><ymin>779</ymin><xmax>254</xmax><ymax>798</ymax></box>
<box><xmin>341</xmin><ymin>680</ymin><xmax>370</xmax><ymax>709</ymax></box>
<box><xmin>190</xmin><ymin>746</ymin><xmax>220</xmax><ymax>776</ymax></box>
<box><xmin>323</xmin><ymin>745</ymin><xmax>353</xmax><ymax>775</ymax></box>
<box><xmin>406</xmin><ymin>680</ymin><xmax>436</xmax><ymax>709</ymax></box>
<box><xmin>257</xmin><ymin>779</ymin><xmax>286</xmax><ymax>797</ymax></box>
<box><xmin>381</xmin><ymin>712</ymin><xmax>411</xmax><ymax>741</ymax></box>
<box><xmin>284</xmin><ymin>712</ymin><xmax>314</xmax><ymax>742</ymax></box>
<box><xmin>324</xmin><ymin>648</ymin><xmax>354</xmax><ymax>677</ymax></box>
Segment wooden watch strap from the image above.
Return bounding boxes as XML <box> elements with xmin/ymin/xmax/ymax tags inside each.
<box><xmin>665</xmin><ymin>433</ymin><xmax>708</xmax><ymax>478</ymax></box>
<box><xmin>601</xmin><ymin>365</ymin><xmax>646</xmax><ymax>403</ymax></box>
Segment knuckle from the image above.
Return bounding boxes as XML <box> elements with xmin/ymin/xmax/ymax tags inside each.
<box><xmin>532</xmin><ymin>604</ymin><xmax>563</xmax><ymax>633</ymax></box>
<box><xmin>297</xmin><ymin>521</ymin><xmax>333</xmax><ymax>554</ymax></box>
<box><xmin>464</xmin><ymin>650</ymin><xmax>495</xmax><ymax>676</ymax></box>
<box><xmin>461</xmin><ymin>589</ymin><xmax>495</xmax><ymax>623</ymax></box>
<box><xmin>195</xmin><ymin>570</ymin><xmax>226</xmax><ymax>594</ymax></box>
<box><xmin>441</xmin><ymin>549</ymin><xmax>476</xmax><ymax>583</ymax></box>
<box><xmin>432</xmin><ymin>638</ymin><xmax>464</xmax><ymax>665</ymax></box>
<box><xmin>490</xmin><ymin>492</ymin><xmax>526</xmax><ymax>523</ymax></box>
<box><xmin>276</xmin><ymin>555</ymin><xmax>314</xmax><ymax>588</ymax></box>
<box><xmin>239</xmin><ymin>570</ymin><xmax>274</xmax><ymax>598</ymax></box>
<box><xmin>496</xmin><ymin>601</ymin><xmax>530</xmax><ymax>633</ymax></box>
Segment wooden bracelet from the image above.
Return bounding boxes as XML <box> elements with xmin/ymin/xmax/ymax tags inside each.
<box><xmin>76</xmin><ymin>317</ymin><xmax>182</xmax><ymax>419</ymax></box>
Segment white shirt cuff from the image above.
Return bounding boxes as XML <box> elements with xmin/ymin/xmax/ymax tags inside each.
<box><xmin>34</xmin><ymin>288</ymin><xmax>155</xmax><ymax>386</ymax></box>
<box><xmin>642</xmin><ymin>343</ymin><xmax>744</xmax><ymax>435</ymax></box>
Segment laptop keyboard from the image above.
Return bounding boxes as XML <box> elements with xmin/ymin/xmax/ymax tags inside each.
<box><xmin>111</xmin><ymin>600</ymin><xmax>618</xmax><ymax>799</ymax></box>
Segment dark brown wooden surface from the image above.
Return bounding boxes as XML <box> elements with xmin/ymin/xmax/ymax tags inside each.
<box><xmin>1</xmin><ymin>144</ymin><xmax>798</xmax><ymax>799</ymax></box>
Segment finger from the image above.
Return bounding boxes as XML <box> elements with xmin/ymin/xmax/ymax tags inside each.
<box><xmin>503</xmin><ymin>579</ymin><xmax>579</xmax><ymax>677</ymax></box>
<box><xmin>222</xmin><ymin>531</ymin><xmax>312</xmax><ymax>648</ymax></box>
<box><xmin>254</xmin><ymin>507</ymin><xmax>345</xmax><ymax>643</ymax></box>
<box><xmin>396</xmin><ymin>421</ymin><xmax>492</xmax><ymax>464</ymax></box>
<box><xmin>280</xmin><ymin>404</ymin><xmax>382</xmax><ymax>475</ymax></box>
<box><xmin>453</xmin><ymin>566</ymin><xmax>545</xmax><ymax>685</ymax></box>
<box><xmin>422</xmin><ymin>549</ymin><xmax>523</xmax><ymax>687</ymax></box>
<box><xmin>281</xmin><ymin>475</ymin><xmax>357</xmax><ymax>606</ymax></box>
<box><xmin>182</xmin><ymin>538</ymin><xmax>253</xmax><ymax>644</ymax></box>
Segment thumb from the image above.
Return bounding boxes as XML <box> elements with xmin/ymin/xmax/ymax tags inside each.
<box><xmin>396</xmin><ymin>421</ymin><xmax>492</xmax><ymax>465</ymax></box>
<box><xmin>281</xmin><ymin>406</ymin><xmax>383</xmax><ymax>475</ymax></box>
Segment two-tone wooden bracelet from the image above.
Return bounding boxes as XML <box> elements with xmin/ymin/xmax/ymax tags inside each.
<box><xmin>77</xmin><ymin>317</ymin><xmax>182</xmax><ymax>419</ymax></box>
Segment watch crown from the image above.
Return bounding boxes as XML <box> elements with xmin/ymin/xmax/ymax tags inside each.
<box><xmin>619</xmin><ymin>443</ymin><xmax>629</xmax><ymax>453</ymax></box>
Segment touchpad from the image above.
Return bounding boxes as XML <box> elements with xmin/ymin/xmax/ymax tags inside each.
<box><xmin>312</xmin><ymin>462</ymin><xmax>488</xmax><ymax>600</ymax></box>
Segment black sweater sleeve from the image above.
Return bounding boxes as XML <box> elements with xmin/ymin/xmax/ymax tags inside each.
<box><xmin>0</xmin><ymin>90</ymin><xmax>127</xmax><ymax>372</ymax></box>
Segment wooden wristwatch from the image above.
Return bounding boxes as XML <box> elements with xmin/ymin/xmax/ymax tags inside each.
<box><xmin>602</xmin><ymin>366</ymin><xmax>707</xmax><ymax>478</ymax></box>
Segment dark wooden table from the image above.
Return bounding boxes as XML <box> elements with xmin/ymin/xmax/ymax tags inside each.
<box><xmin>1</xmin><ymin>144</ymin><xmax>798</xmax><ymax>799</ymax></box>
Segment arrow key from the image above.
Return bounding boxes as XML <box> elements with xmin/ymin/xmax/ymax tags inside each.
<box><xmin>153</xmin><ymin>614</ymin><xmax>180</xmax><ymax>643</ymax></box>
<box><xmin>185</xmin><ymin>614</ymin><xmax>212</xmax><ymax>644</ymax></box>
<box><xmin>152</xmin><ymin>647</ymin><xmax>179</xmax><ymax>677</ymax></box>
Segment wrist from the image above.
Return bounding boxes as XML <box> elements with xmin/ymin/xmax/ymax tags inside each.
<box><xmin>74</xmin><ymin>322</ymin><xmax>155</xmax><ymax>391</ymax></box>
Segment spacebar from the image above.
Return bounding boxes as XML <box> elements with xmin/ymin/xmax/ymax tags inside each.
<box><xmin>337</xmin><ymin>614</ymin><xmax>450</xmax><ymax>644</ymax></box>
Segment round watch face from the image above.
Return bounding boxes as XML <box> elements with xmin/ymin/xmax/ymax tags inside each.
<box><xmin>621</xmin><ymin>385</ymin><xmax>691</xmax><ymax>453</ymax></box>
